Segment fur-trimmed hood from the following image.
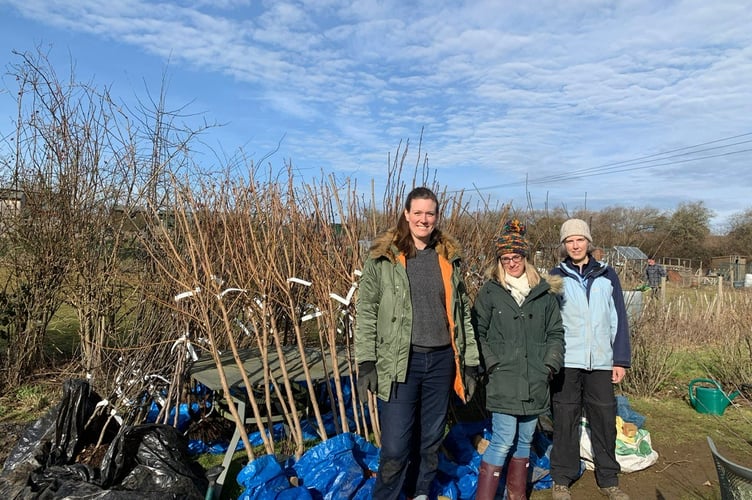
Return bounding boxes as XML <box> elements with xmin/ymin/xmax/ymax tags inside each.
<box><xmin>544</xmin><ymin>273</ymin><xmax>564</xmax><ymax>295</ymax></box>
<box><xmin>367</xmin><ymin>227</ymin><xmax>463</xmax><ymax>263</ymax></box>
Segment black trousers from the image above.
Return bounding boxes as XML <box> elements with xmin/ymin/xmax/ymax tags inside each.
<box><xmin>550</xmin><ymin>367</ymin><xmax>620</xmax><ymax>488</ymax></box>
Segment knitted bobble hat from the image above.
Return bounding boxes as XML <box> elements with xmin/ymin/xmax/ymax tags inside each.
<box><xmin>495</xmin><ymin>219</ymin><xmax>529</xmax><ymax>257</ymax></box>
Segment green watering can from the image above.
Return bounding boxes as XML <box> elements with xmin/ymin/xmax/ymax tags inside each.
<box><xmin>688</xmin><ymin>378</ymin><xmax>741</xmax><ymax>415</ymax></box>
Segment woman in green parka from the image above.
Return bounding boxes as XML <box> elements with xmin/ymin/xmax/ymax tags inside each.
<box><xmin>473</xmin><ymin>220</ymin><xmax>565</xmax><ymax>500</ymax></box>
<box><xmin>354</xmin><ymin>187</ymin><xmax>479</xmax><ymax>500</ymax></box>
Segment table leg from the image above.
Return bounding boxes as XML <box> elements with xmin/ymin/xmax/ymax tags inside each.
<box><xmin>213</xmin><ymin>399</ymin><xmax>245</xmax><ymax>499</ymax></box>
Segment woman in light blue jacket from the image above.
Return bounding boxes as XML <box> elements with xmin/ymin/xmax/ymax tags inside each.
<box><xmin>548</xmin><ymin>219</ymin><xmax>631</xmax><ymax>500</ymax></box>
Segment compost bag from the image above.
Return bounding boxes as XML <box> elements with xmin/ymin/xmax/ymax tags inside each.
<box><xmin>0</xmin><ymin>379</ymin><xmax>208</xmax><ymax>499</ymax></box>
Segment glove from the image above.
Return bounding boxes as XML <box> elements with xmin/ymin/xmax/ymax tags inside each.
<box><xmin>357</xmin><ymin>362</ymin><xmax>377</xmax><ymax>400</ymax></box>
<box><xmin>480</xmin><ymin>362</ymin><xmax>498</xmax><ymax>385</ymax></box>
<box><xmin>546</xmin><ymin>365</ymin><xmax>556</xmax><ymax>382</ymax></box>
<box><xmin>463</xmin><ymin>366</ymin><xmax>478</xmax><ymax>403</ymax></box>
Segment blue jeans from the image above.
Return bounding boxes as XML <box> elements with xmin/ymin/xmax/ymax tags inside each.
<box><xmin>483</xmin><ymin>413</ymin><xmax>538</xmax><ymax>466</ymax></box>
<box><xmin>373</xmin><ymin>346</ymin><xmax>455</xmax><ymax>500</ymax></box>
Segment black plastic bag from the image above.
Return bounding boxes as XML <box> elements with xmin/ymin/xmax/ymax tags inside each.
<box><xmin>1</xmin><ymin>379</ymin><xmax>208</xmax><ymax>499</ymax></box>
<box><xmin>0</xmin><ymin>378</ymin><xmax>104</xmax><ymax>498</ymax></box>
<box><xmin>47</xmin><ymin>379</ymin><xmax>102</xmax><ymax>467</ymax></box>
<box><xmin>98</xmin><ymin>424</ymin><xmax>207</xmax><ymax>497</ymax></box>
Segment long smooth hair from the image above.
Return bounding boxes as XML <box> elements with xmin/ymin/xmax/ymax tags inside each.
<box><xmin>395</xmin><ymin>187</ymin><xmax>441</xmax><ymax>259</ymax></box>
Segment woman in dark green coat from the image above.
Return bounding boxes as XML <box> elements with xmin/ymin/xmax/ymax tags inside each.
<box><xmin>473</xmin><ymin>220</ymin><xmax>565</xmax><ymax>500</ymax></box>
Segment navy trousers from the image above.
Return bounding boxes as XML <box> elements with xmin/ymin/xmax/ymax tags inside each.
<box><xmin>373</xmin><ymin>346</ymin><xmax>455</xmax><ymax>500</ymax></box>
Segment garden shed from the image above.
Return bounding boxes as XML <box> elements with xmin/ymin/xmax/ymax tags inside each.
<box><xmin>710</xmin><ymin>255</ymin><xmax>749</xmax><ymax>283</ymax></box>
<box><xmin>606</xmin><ymin>246</ymin><xmax>648</xmax><ymax>284</ymax></box>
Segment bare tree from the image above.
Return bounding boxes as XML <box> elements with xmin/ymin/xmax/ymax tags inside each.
<box><xmin>0</xmin><ymin>50</ymin><xmax>77</xmax><ymax>387</ymax></box>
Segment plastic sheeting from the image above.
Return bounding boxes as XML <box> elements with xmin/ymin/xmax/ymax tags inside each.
<box><xmin>0</xmin><ymin>379</ymin><xmax>209</xmax><ymax>499</ymax></box>
<box><xmin>236</xmin><ymin>433</ymin><xmax>377</xmax><ymax>500</ymax></box>
<box><xmin>233</xmin><ymin>422</ymin><xmax>558</xmax><ymax>499</ymax></box>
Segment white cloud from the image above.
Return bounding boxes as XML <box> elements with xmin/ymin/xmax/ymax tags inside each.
<box><xmin>1</xmin><ymin>0</ymin><xmax>752</xmax><ymax>228</ymax></box>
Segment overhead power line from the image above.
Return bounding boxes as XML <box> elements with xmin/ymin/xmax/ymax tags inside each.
<box><xmin>465</xmin><ymin>132</ymin><xmax>752</xmax><ymax>192</ymax></box>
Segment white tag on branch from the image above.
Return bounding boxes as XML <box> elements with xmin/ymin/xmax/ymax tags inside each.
<box><xmin>217</xmin><ymin>287</ymin><xmax>247</xmax><ymax>299</ymax></box>
<box><xmin>330</xmin><ymin>292</ymin><xmax>349</xmax><ymax>305</ymax></box>
<box><xmin>171</xmin><ymin>334</ymin><xmax>198</xmax><ymax>360</ymax></box>
<box><xmin>331</xmin><ymin>282</ymin><xmax>358</xmax><ymax>306</ymax></box>
<box><xmin>287</xmin><ymin>277</ymin><xmax>312</xmax><ymax>286</ymax></box>
<box><xmin>302</xmin><ymin>310</ymin><xmax>324</xmax><ymax>322</ymax></box>
<box><xmin>175</xmin><ymin>287</ymin><xmax>201</xmax><ymax>301</ymax></box>
<box><xmin>344</xmin><ymin>283</ymin><xmax>358</xmax><ymax>303</ymax></box>
<box><xmin>187</xmin><ymin>342</ymin><xmax>198</xmax><ymax>361</ymax></box>
<box><xmin>236</xmin><ymin>319</ymin><xmax>255</xmax><ymax>336</ymax></box>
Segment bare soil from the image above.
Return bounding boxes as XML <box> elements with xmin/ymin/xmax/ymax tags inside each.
<box><xmin>530</xmin><ymin>437</ymin><xmax>725</xmax><ymax>500</ymax></box>
<box><xmin>530</xmin><ymin>398</ymin><xmax>752</xmax><ymax>500</ymax></box>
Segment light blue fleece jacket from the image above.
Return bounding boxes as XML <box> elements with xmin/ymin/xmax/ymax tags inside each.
<box><xmin>549</xmin><ymin>256</ymin><xmax>631</xmax><ymax>370</ymax></box>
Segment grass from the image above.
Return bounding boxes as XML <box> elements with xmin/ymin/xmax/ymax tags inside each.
<box><xmin>629</xmin><ymin>395</ymin><xmax>752</xmax><ymax>452</ymax></box>
<box><xmin>672</xmin><ymin>349</ymin><xmax>719</xmax><ymax>382</ymax></box>
<box><xmin>0</xmin><ymin>383</ymin><xmax>57</xmax><ymax>422</ymax></box>
<box><xmin>195</xmin><ymin>451</ymin><xmax>246</xmax><ymax>500</ymax></box>
<box><xmin>45</xmin><ymin>303</ymin><xmax>81</xmax><ymax>361</ymax></box>
<box><xmin>0</xmin><ymin>302</ymin><xmax>80</xmax><ymax>363</ymax></box>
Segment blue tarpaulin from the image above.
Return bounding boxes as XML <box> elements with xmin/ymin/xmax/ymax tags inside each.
<box><xmin>232</xmin><ymin>422</ymin><xmax>558</xmax><ymax>499</ymax></box>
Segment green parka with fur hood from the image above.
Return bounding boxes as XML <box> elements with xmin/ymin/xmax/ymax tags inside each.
<box><xmin>354</xmin><ymin>228</ymin><xmax>480</xmax><ymax>402</ymax></box>
<box><xmin>473</xmin><ymin>271</ymin><xmax>565</xmax><ymax>415</ymax></box>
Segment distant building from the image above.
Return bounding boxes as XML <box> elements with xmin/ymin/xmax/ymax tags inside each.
<box><xmin>710</xmin><ymin>255</ymin><xmax>749</xmax><ymax>283</ymax></box>
<box><xmin>0</xmin><ymin>188</ymin><xmax>26</xmax><ymax>217</ymax></box>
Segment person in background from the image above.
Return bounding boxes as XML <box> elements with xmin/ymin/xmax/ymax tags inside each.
<box><xmin>354</xmin><ymin>186</ymin><xmax>480</xmax><ymax>500</ymax></box>
<box><xmin>644</xmin><ymin>258</ymin><xmax>667</xmax><ymax>297</ymax></box>
<box><xmin>473</xmin><ymin>220</ymin><xmax>565</xmax><ymax>500</ymax></box>
<box><xmin>549</xmin><ymin>219</ymin><xmax>632</xmax><ymax>500</ymax></box>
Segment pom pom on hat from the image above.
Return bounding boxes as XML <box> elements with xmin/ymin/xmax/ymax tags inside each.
<box><xmin>495</xmin><ymin>219</ymin><xmax>529</xmax><ymax>257</ymax></box>
<box><xmin>559</xmin><ymin>218</ymin><xmax>593</xmax><ymax>243</ymax></box>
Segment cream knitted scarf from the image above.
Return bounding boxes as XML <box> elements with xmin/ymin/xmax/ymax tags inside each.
<box><xmin>505</xmin><ymin>273</ymin><xmax>531</xmax><ymax>306</ymax></box>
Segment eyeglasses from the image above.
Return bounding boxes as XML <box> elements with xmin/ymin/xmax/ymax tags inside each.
<box><xmin>499</xmin><ymin>254</ymin><xmax>524</xmax><ymax>264</ymax></box>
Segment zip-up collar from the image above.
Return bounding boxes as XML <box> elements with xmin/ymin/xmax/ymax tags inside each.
<box><xmin>559</xmin><ymin>256</ymin><xmax>608</xmax><ymax>281</ymax></box>
<box><xmin>557</xmin><ymin>256</ymin><xmax>609</xmax><ymax>299</ymax></box>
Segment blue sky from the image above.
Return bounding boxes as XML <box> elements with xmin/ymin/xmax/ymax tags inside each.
<box><xmin>1</xmin><ymin>0</ymin><xmax>751</xmax><ymax>231</ymax></box>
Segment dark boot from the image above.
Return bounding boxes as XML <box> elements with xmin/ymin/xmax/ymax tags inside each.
<box><xmin>505</xmin><ymin>457</ymin><xmax>529</xmax><ymax>500</ymax></box>
<box><xmin>476</xmin><ymin>460</ymin><xmax>503</xmax><ymax>500</ymax></box>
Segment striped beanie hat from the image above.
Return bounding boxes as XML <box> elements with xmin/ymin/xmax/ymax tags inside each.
<box><xmin>495</xmin><ymin>219</ymin><xmax>529</xmax><ymax>257</ymax></box>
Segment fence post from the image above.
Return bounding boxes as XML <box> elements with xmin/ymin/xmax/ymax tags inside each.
<box><xmin>717</xmin><ymin>276</ymin><xmax>723</xmax><ymax>315</ymax></box>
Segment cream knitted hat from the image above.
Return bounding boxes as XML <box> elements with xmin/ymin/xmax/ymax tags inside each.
<box><xmin>560</xmin><ymin>218</ymin><xmax>592</xmax><ymax>243</ymax></box>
